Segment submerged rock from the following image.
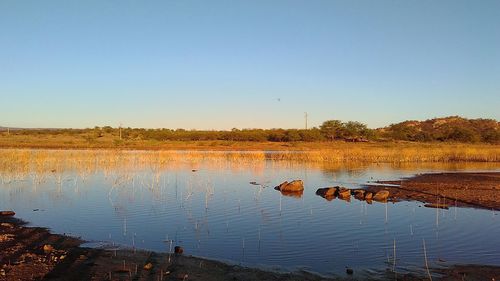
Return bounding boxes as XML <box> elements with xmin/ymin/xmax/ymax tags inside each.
<box><xmin>424</xmin><ymin>203</ymin><xmax>449</xmax><ymax>209</ymax></box>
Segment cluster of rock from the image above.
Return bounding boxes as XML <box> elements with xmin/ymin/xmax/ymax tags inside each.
<box><xmin>274</xmin><ymin>180</ymin><xmax>389</xmax><ymax>202</ymax></box>
<box><xmin>316</xmin><ymin>186</ymin><xmax>389</xmax><ymax>202</ymax></box>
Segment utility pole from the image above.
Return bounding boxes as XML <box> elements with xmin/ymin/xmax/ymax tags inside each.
<box><xmin>119</xmin><ymin>123</ymin><xmax>122</xmax><ymax>140</ymax></box>
<box><xmin>7</xmin><ymin>127</ymin><xmax>9</xmax><ymax>135</ymax></box>
<box><xmin>304</xmin><ymin>112</ymin><xmax>308</xmax><ymax>130</ymax></box>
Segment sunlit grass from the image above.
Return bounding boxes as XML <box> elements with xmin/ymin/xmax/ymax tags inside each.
<box><xmin>0</xmin><ymin>144</ymin><xmax>498</xmax><ymax>181</ymax></box>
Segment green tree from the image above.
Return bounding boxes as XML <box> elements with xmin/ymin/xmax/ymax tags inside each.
<box><xmin>298</xmin><ymin>128</ymin><xmax>324</xmax><ymax>141</ymax></box>
<box><xmin>102</xmin><ymin>126</ymin><xmax>113</xmax><ymax>134</ymax></box>
<box><xmin>343</xmin><ymin>121</ymin><xmax>369</xmax><ymax>139</ymax></box>
<box><xmin>284</xmin><ymin>130</ymin><xmax>301</xmax><ymax>142</ymax></box>
<box><xmin>93</xmin><ymin>126</ymin><xmax>103</xmax><ymax>138</ymax></box>
<box><xmin>320</xmin><ymin>120</ymin><xmax>344</xmax><ymax>141</ymax></box>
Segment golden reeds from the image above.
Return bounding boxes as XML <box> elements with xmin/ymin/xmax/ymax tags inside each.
<box><xmin>0</xmin><ymin>144</ymin><xmax>498</xmax><ymax>180</ymax></box>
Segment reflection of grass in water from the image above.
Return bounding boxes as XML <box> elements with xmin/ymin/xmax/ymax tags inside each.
<box><xmin>1</xmin><ymin>149</ymin><xmax>497</xmax><ymax>275</ymax></box>
<box><xmin>0</xmin><ymin>148</ymin><xmax>498</xmax><ymax>182</ymax></box>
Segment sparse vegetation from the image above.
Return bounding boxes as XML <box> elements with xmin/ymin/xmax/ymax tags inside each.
<box><xmin>1</xmin><ymin>117</ymin><xmax>498</xmax><ymax>147</ymax></box>
<box><xmin>380</xmin><ymin>116</ymin><xmax>500</xmax><ymax>143</ymax></box>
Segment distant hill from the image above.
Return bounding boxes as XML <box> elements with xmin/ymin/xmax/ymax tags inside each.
<box><xmin>0</xmin><ymin>126</ymin><xmax>25</xmax><ymax>131</ymax></box>
<box><xmin>379</xmin><ymin>116</ymin><xmax>500</xmax><ymax>143</ymax></box>
<box><xmin>0</xmin><ymin>126</ymin><xmax>57</xmax><ymax>131</ymax></box>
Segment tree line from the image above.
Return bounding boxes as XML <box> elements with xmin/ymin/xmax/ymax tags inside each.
<box><xmin>3</xmin><ymin>116</ymin><xmax>499</xmax><ymax>144</ymax></box>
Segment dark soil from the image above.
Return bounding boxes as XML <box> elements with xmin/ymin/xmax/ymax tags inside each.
<box><xmin>364</xmin><ymin>172</ymin><xmax>500</xmax><ymax>210</ymax></box>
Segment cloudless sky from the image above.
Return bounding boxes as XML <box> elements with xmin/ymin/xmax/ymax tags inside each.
<box><xmin>1</xmin><ymin>0</ymin><xmax>499</xmax><ymax>129</ymax></box>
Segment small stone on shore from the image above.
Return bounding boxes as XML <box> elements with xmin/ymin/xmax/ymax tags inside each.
<box><xmin>0</xmin><ymin>211</ymin><xmax>15</xmax><ymax>216</ymax></box>
<box><xmin>175</xmin><ymin>246</ymin><xmax>184</xmax><ymax>254</ymax></box>
<box><xmin>144</xmin><ymin>263</ymin><xmax>153</xmax><ymax>270</ymax></box>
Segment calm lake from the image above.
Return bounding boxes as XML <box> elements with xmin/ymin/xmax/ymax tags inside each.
<box><xmin>0</xmin><ymin>150</ymin><xmax>499</xmax><ymax>278</ymax></box>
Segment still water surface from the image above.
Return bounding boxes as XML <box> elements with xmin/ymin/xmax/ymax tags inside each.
<box><xmin>0</xmin><ymin>150</ymin><xmax>499</xmax><ymax>278</ymax></box>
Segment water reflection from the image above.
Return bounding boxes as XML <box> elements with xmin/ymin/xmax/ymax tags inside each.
<box><xmin>279</xmin><ymin>190</ymin><xmax>304</xmax><ymax>198</ymax></box>
<box><xmin>0</xmin><ymin>149</ymin><xmax>499</xmax><ymax>277</ymax></box>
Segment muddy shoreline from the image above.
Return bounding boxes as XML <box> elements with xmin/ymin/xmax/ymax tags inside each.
<box><xmin>364</xmin><ymin>172</ymin><xmax>500</xmax><ymax>210</ymax></box>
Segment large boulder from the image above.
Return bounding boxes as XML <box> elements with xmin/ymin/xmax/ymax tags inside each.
<box><xmin>275</xmin><ymin>180</ymin><xmax>304</xmax><ymax>192</ymax></box>
<box><xmin>373</xmin><ymin>190</ymin><xmax>390</xmax><ymax>201</ymax></box>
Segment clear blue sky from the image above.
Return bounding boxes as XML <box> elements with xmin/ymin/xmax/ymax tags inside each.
<box><xmin>1</xmin><ymin>0</ymin><xmax>499</xmax><ymax>129</ymax></box>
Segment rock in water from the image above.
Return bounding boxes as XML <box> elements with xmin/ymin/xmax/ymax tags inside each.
<box><xmin>316</xmin><ymin>187</ymin><xmax>337</xmax><ymax>197</ymax></box>
<box><xmin>353</xmin><ymin>189</ymin><xmax>366</xmax><ymax>200</ymax></box>
<box><xmin>373</xmin><ymin>190</ymin><xmax>390</xmax><ymax>201</ymax></box>
<box><xmin>337</xmin><ymin>187</ymin><xmax>351</xmax><ymax>199</ymax></box>
<box><xmin>0</xmin><ymin>211</ymin><xmax>15</xmax><ymax>216</ymax></box>
<box><xmin>275</xmin><ymin>180</ymin><xmax>304</xmax><ymax>192</ymax></box>
<box><xmin>275</xmin><ymin>181</ymin><xmax>288</xmax><ymax>190</ymax></box>
<box><xmin>364</xmin><ymin>192</ymin><xmax>373</xmax><ymax>200</ymax></box>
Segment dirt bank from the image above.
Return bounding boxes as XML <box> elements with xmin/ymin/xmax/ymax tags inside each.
<box><xmin>365</xmin><ymin>172</ymin><xmax>500</xmax><ymax>210</ymax></box>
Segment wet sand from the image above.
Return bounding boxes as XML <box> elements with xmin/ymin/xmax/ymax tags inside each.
<box><xmin>365</xmin><ymin>172</ymin><xmax>500</xmax><ymax>210</ymax></box>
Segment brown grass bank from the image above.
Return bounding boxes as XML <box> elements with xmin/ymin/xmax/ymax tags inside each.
<box><xmin>0</xmin><ymin>141</ymin><xmax>499</xmax><ymax>163</ymax></box>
